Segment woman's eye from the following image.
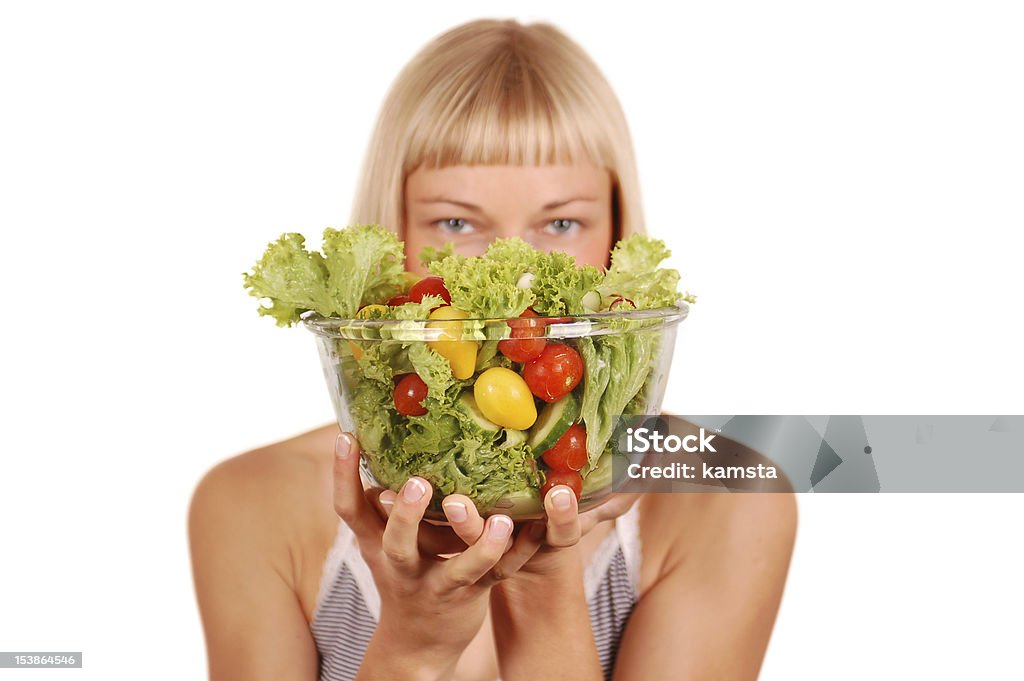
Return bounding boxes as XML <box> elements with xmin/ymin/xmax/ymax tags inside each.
<box><xmin>435</xmin><ymin>218</ymin><xmax>476</xmax><ymax>235</ymax></box>
<box><xmin>543</xmin><ymin>219</ymin><xmax>581</xmax><ymax>236</ymax></box>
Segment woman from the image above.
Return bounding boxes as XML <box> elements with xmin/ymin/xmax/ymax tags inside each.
<box><xmin>189</xmin><ymin>19</ymin><xmax>797</xmax><ymax>681</ymax></box>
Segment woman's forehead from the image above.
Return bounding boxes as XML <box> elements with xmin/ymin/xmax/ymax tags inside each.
<box><xmin>405</xmin><ymin>164</ymin><xmax>610</xmax><ymax>202</ymax></box>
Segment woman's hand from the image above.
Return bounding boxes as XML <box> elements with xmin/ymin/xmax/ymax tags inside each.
<box><xmin>412</xmin><ymin>484</ymin><xmax>640</xmax><ymax>576</ymax></box>
<box><xmin>361</xmin><ymin>444</ymin><xmax>639</xmax><ymax>681</ymax></box>
<box><xmin>484</xmin><ymin>486</ymin><xmax>638</xmax><ymax>681</ymax></box>
<box><xmin>521</xmin><ymin>486</ymin><xmax>640</xmax><ymax>576</ymax></box>
<box><xmin>333</xmin><ymin>433</ymin><xmax>544</xmax><ymax>680</ymax></box>
<box><xmin>375</xmin><ymin>478</ymin><xmax>640</xmax><ymax>578</ymax></box>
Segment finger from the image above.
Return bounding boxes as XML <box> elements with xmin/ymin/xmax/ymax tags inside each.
<box><xmin>442</xmin><ymin>514</ymin><xmax>514</xmax><ymax>588</ymax></box>
<box><xmin>376</xmin><ymin>490</ymin><xmax>472</xmax><ymax>555</ymax></box>
<box><xmin>484</xmin><ymin>521</ymin><xmax>546</xmax><ymax>585</ymax></box>
<box><xmin>333</xmin><ymin>433</ymin><xmax>383</xmax><ymax>548</ymax></box>
<box><xmin>543</xmin><ymin>485</ymin><xmax>581</xmax><ymax>548</ymax></box>
<box><xmin>375</xmin><ymin>489</ymin><xmax>397</xmax><ymax>517</ymax></box>
<box><xmin>380</xmin><ymin>476</ymin><xmax>432</xmax><ymax>574</ymax></box>
<box><xmin>441</xmin><ymin>494</ymin><xmax>485</xmax><ymax>547</ymax></box>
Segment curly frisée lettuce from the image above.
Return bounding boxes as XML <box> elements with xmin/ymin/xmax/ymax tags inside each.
<box><xmin>243</xmin><ymin>225</ymin><xmax>405</xmax><ymax>326</ymax></box>
<box><xmin>531</xmin><ymin>251</ymin><xmax>604</xmax><ymax>316</ymax></box>
<box><xmin>598</xmin><ymin>235</ymin><xmax>697</xmax><ymax>309</ymax></box>
<box><xmin>245</xmin><ymin>224</ymin><xmax>691</xmax><ymax>513</ymax></box>
<box><xmin>427</xmin><ymin>240</ymin><xmax>535</xmax><ymax>319</ymax></box>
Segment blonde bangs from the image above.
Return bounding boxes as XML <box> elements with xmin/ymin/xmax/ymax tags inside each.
<box><xmin>403</xmin><ymin>47</ymin><xmax>613</xmax><ymax>172</ymax></box>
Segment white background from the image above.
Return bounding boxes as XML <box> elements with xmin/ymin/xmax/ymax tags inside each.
<box><xmin>1</xmin><ymin>1</ymin><xmax>1022</xmax><ymax>679</ymax></box>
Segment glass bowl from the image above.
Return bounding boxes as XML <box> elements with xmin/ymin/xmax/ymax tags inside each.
<box><xmin>303</xmin><ymin>304</ymin><xmax>688</xmax><ymax>521</ymax></box>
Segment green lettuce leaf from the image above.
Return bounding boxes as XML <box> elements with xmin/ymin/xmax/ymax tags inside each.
<box><xmin>419</xmin><ymin>242</ymin><xmax>458</xmax><ymax>269</ymax></box>
<box><xmin>481</xmin><ymin>238</ymin><xmax>543</xmax><ymax>272</ymax></box>
<box><xmin>597</xmin><ymin>235</ymin><xmax>681</xmax><ymax>309</ymax></box>
<box><xmin>242</xmin><ymin>233</ymin><xmax>335</xmax><ymax>326</ymax></box>
<box><xmin>578</xmin><ymin>320</ymin><xmax>661</xmax><ymax>462</ymax></box>
<box><xmin>391</xmin><ymin>294</ymin><xmax>446</xmax><ymax>321</ymax></box>
<box><xmin>367</xmin><ymin>436</ymin><xmax>540</xmax><ymax>512</ymax></box>
<box><xmin>474</xmin><ymin>340</ymin><xmax>512</xmax><ymax>372</ymax></box>
<box><xmin>531</xmin><ymin>251</ymin><xmax>603</xmax><ymax>316</ymax></box>
<box><xmin>427</xmin><ymin>239</ymin><xmax>536</xmax><ymax>318</ymax></box>
<box><xmin>350</xmin><ymin>379</ymin><xmax>404</xmax><ymax>455</ymax></box>
<box><xmin>408</xmin><ymin>343</ymin><xmax>462</xmax><ymax>403</ymax></box>
<box><xmin>243</xmin><ymin>225</ymin><xmax>407</xmax><ymax>325</ymax></box>
<box><xmin>403</xmin><ymin>412</ymin><xmax>462</xmax><ymax>455</ymax></box>
<box><xmin>321</xmin><ymin>225</ymin><xmax>406</xmax><ymax>317</ymax></box>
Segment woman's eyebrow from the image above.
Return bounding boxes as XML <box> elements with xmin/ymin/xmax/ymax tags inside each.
<box><xmin>417</xmin><ymin>197</ymin><xmax>597</xmax><ymax>210</ymax></box>
<box><xmin>416</xmin><ymin>197</ymin><xmax>484</xmax><ymax>211</ymax></box>
<box><xmin>540</xmin><ymin>197</ymin><xmax>598</xmax><ymax>210</ymax></box>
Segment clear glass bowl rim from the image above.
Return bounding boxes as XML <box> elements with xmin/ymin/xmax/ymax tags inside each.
<box><xmin>300</xmin><ymin>301</ymin><xmax>689</xmax><ymax>340</ymax></box>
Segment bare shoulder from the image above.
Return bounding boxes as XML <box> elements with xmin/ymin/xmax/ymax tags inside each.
<box><xmin>191</xmin><ymin>425</ymin><xmax>338</xmax><ymax>536</ymax></box>
<box><xmin>188</xmin><ymin>419</ymin><xmax>339</xmax><ymax>577</ymax></box>
<box><xmin>636</xmin><ymin>490</ymin><xmax>797</xmax><ymax>592</ymax></box>
<box><xmin>187</xmin><ymin>423</ymin><xmax>342</xmax><ymax>680</ymax></box>
<box><xmin>188</xmin><ymin>422</ymin><xmax>341</xmax><ymax>618</ymax></box>
<box><xmin>193</xmin><ymin>423</ymin><xmax>340</xmax><ymax>497</ymax></box>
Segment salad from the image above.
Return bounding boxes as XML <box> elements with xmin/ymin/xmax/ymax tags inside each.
<box><xmin>244</xmin><ymin>225</ymin><xmax>693</xmax><ymax>516</ymax></box>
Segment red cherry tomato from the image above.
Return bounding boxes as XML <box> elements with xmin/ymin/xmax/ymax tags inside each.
<box><xmin>393</xmin><ymin>373</ymin><xmax>428</xmax><ymax>416</ymax></box>
<box><xmin>522</xmin><ymin>343</ymin><xmax>584</xmax><ymax>402</ymax></box>
<box><xmin>541</xmin><ymin>470</ymin><xmax>583</xmax><ymax>501</ymax></box>
<box><xmin>387</xmin><ymin>293</ymin><xmax>412</xmax><ymax>306</ymax></box>
<box><xmin>408</xmin><ymin>276</ymin><xmax>452</xmax><ymax>306</ymax></box>
<box><xmin>541</xmin><ymin>424</ymin><xmax>587</xmax><ymax>472</ymax></box>
<box><xmin>498</xmin><ymin>308</ymin><xmax>547</xmax><ymax>362</ymax></box>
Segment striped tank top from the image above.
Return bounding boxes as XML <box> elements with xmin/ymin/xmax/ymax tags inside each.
<box><xmin>311</xmin><ymin>502</ymin><xmax>642</xmax><ymax>681</ymax></box>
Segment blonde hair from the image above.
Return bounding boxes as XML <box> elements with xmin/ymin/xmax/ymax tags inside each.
<box><xmin>349</xmin><ymin>19</ymin><xmax>645</xmax><ymax>241</ymax></box>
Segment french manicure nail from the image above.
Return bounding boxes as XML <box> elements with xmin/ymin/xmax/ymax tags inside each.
<box><xmin>551</xmin><ymin>487</ymin><xmax>573</xmax><ymax>511</ymax></box>
<box><xmin>488</xmin><ymin>515</ymin><xmax>513</xmax><ymax>540</ymax></box>
<box><xmin>402</xmin><ymin>477</ymin><xmax>426</xmax><ymax>502</ymax></box>
<box><xmin>443</xmin><ymin>501</ymin><xmax>468</xmax><ymax>523</ymax></box>
<box><xmin>379</xmin><ymin>492</ymin><xmax>395</xmax><ymax>507</ymax></box>
<box><xmin>336</xmin><ymin>433</ymin><xmax>353</xmax><ymax>460</ymax></box>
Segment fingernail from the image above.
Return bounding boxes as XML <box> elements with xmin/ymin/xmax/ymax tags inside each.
<box><xmin>443</xmin><ymin>501</ymin><xmax>468</xmax><ymax>523</ymax></box>
<box><xmin>488</xmin><ymin>515</ymin><xmax>513</xmax><ymax>540</ymax></box>
<box><xmin>379</xmin><ymin>492</ymin><xmax>395</xmax><ymax>507</ymax></box>
<box><xmin>402</xmin><ymin>477</ymin><xmax>427</xmax><ymax>502</ymax></box>
<box><xmin>335</xmin><ymin>433</ymin><xmax>353</xmax><ymax>460</ymax></box>
<box><xmin>551</xmin><ymin>487</ymin><xmax>573</xmax><ymax>511</ymax></box>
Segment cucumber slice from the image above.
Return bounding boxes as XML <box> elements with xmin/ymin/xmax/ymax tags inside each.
<box><xmin>501</xmin><ymin>428</ymin><xmax>528</xmax><ymax>448</ymax></box>
<box><xmin>455</xmin><ymin>392</ymin><xmax>501</xmax><ymax>437</ymax></box>
<box><xmin>527</xmin><ymin>391</ymin><xmax>580</xmax><ymax>455</ymax></box>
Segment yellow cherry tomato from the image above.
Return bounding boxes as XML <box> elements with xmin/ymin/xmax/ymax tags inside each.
<box><xmin>356</xmin><ymin>304</ymin><xmax>389</xmax><ymax>320</ymax></box>
<box><xmin>427</xmin><ymin>306</ymin><xmax>478</xmax><ymax>380</ymax></box>
<box><xmin>474</xmin><ymin>367</ymin><xmax>538</xmax><ymax>430</ymax></box>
